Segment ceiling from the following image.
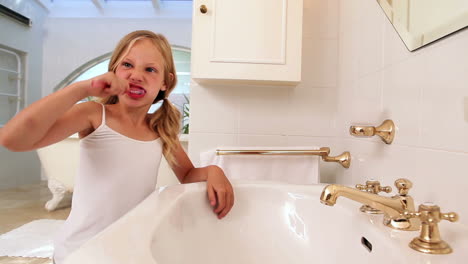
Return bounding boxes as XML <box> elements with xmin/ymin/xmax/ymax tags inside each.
<box><xmin>36</xmin><ymin>0</ymin><xmax>193</xmax><ymax>18</ymax></box>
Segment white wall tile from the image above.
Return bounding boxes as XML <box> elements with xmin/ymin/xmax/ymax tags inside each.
<box><xmin>337</xmin><ymin>0</ymin><xmax>360</xmax><ymax>83</ymax></box>
<box><xmin>419</xmin><ymin>35</ymin><xmax>468</xmax><ymax>152</ymax></box>
<box><xmin>381</xmin><ymin>56</ymin><xmax>425</xmax><ymax>146</ymax></box>
<box><xmin>337</xmin><ymin>0</ymin><xmax>360</xmax><ymax>33</ymax></box>
<box><xmin>286</xmin><ymin>135</ymin><xmax>333</xmax><ymax>147</ymax></box>
<box><xmin>238</xmin><ymin>134</ymin><xmax>289</xmax><ymax>146</ymax></box>
<box><xmin>350</xmin><ymin>71</ymin><xmax>384</xmax><ymax>126</ymax></box>
<box><xmin>334</xmin><ymin>78</ymin><xmax>356</xmax><ymax>139</ymax></box>
<box><xmin>189</xmin><ymin>83</ymin><xmax>239</xmax><ymax>134</ymax></box>
<box><xmin>237</xmin><ymin>86</ymin><xmax>290</xmax><ymax>135</ymax></box>
<box><xmin>356</xmin><ymin>0</ymin><xmax>386</xmax><ymax>77</ymax></box>
<box><xmin>303</xmin><ymin>0</ymin><xmax>338</xmax><ymax>39</ymax></box>
<box><xmin>286</xmin><ymin>87</ymin><xmax>337</xmax><ymax>136</ymax></box>
<box><xmin>301</xmin><ymin>37</ymin><xmax>338</xmax><ymax>87</ymax></box>
<box><xmin>382</xmin><ymin>19</ymin><xmax>412</xmax><ymax>68</ymax></box>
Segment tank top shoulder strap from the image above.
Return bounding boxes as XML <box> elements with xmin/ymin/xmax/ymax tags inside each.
<box><xmin>94</xmin><ymin>102</ymin><xmax>106</xmax><ymax>126</ymax></box>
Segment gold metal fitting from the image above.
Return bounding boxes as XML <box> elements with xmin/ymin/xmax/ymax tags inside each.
<box><xmin>320</xmin><ymin>147</ymin><xmax>351</xmax><ymax>169</ymax></box>
<box><xmin>320</xmin><ymin>178</ymin><xmax>420</xmax><ymax>231</ymax></box>
<box><xmin>216</xmin><ymin>147</ymin><xmax>351</xmax><ymax>168</ymax></box>
<box><xmin>356</xmin><ymin>180</ymin><xmax>392</xmax><ymax>214</ymax></box>
<box><xmin>349</xmin><ymin>119</ymin><xmax>395</xmax><ymax>144</ymax></box>
<box><xmin>403</xmin><ymin>203</ymin><xmax>459</xmax><ymax>254</ymax></box>
<box><xmin>383</xmin><ymin>179</ymin><xmax>420</xmax><ymax>230</ymax></box>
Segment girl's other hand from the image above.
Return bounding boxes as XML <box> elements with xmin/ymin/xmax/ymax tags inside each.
<box><xmin>206</xmin><ymin>166</ymin><xmax>235</xmax><ymax>219</ymax></box>
<box><xmin>87</xmin><ymin>72</ymin><xmax>129</xmax><ymax>98</ymax></box>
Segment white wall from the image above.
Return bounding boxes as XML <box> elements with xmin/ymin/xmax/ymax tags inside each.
<box><xmin>42</xmin><ymin>17</ymin><xmax>192</xmax><ymax>96</ymax></box>
<box><xmin>0</xmin><ymin>0</ymin><xmax>47</xmax><ymax>189</ymax></box>
<box><xmin>188</xmin><ymin>0</ymin><xmax>468</xmax><ymax>226</ymax></box>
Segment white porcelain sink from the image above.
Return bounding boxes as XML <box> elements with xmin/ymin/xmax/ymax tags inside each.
<box><xmin>64</xmin><ymin>181</ymin><xmax>468</xmax><ymax>264</ymax></box>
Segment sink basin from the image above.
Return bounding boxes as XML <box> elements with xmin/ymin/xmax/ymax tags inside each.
<box><xmin>64</xmin><ymin>181</ymin><xmax>468</xmax><ymax>264</ymax></box>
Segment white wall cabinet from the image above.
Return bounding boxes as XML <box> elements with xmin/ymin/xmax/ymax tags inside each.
<box><xmin>191</xmin><ymin>0</ymin><xmax>303</xmax><ymax>85</ymax></box>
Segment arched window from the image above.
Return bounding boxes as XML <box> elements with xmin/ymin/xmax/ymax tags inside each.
<box><xmin>54</xmin><ymin>47</ymin><xmax>190</xmax><ymax>134</ymax></box>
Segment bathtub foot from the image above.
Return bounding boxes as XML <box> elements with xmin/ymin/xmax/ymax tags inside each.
<box><xmin>45</xmin><ymin>178</ymin><xmax>69</xmax><ymax>212</ymax></box>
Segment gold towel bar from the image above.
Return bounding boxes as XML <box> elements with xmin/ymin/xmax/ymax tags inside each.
<box><xmin>216</xmin><ymin>147</ymin><xmax>351</xmax><ymax>168</ymax></box>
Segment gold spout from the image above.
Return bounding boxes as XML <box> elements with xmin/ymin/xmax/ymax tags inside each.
<box><xmin>320</xmin><ymin>179</ymin><xmax>420</xmax><ymax>231</ymax></box>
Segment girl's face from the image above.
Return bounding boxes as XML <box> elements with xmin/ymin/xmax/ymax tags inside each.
<box><xmin>115</xmin><ymin>38</ymin><xmax>170</xmax><ymax>107</ymax></box>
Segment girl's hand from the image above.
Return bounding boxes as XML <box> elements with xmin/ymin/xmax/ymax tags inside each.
<box><xmin>206</xmin><ymin>166</ymin><xmax>235</xmax><ymax>219</ymax></box>
<box><xmin>87</xmin><ymin>72</ymin><xmax>129</xmax><ymax>98</ymax></box>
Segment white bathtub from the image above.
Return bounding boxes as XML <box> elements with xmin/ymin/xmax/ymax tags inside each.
<box><xmin>62</xmin><ymin>181</ymin><xmax>468</xmax><ymax>264</ymax></box>
<box><xmin>36</xmin><ymin>135</ymin><xmax>79</xmax><ymax>211</ymax></box>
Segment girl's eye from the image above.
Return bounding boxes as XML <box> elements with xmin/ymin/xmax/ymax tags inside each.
<box><xmin>146</xmin><ymin>67</ymin><xmax>157</xmax><ymax>73</ymax></box>
<box><xmin>122</xmin><ymin>62</ymin><xmax>132</xmax><ymax>68</ymax></box>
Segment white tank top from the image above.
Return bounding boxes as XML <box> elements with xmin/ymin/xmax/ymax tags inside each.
<box><xmin>53</xmin><ymin>103</ymin><xmax>163</xmax><ymax>264</ymax></box>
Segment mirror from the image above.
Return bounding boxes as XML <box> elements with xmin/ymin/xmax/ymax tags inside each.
<box><xmin>377</xmin><ymin>0</ymin><xmax>468</xmax><ymax>51</ymax></box>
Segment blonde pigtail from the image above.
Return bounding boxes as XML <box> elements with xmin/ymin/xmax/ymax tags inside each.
<box><xmin>149</xmin><ymin>99</ymin><xmax>181</xmax><ymax>166</ymax></box>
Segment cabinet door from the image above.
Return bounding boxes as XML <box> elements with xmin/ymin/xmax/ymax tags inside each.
<box><xmin>191</xmin><ymin>0</ymin><xmax>303</xmax><ymax>84</ymax></box>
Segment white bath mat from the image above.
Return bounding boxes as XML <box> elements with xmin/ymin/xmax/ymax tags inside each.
<box><xmin>0</xmin><ymin>219</ymin><xmax>64</xmax><ymax>258</ymax></box>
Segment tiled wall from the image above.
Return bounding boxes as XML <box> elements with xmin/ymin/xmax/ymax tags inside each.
<box><xmin>189</xmin><ymin>0</ymin><xmax>468</xmax><ymax>226</ymax></box>
<box><xmin>336</xmin><ymin>0</ymin><xmax>468</xmax><ymax>226</ymax></box>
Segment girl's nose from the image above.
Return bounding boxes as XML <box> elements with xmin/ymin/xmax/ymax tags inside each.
<box><xmin>129</xmin><ymin>70</ymin><xmax>143</xmax><ymax>82</ymax></box>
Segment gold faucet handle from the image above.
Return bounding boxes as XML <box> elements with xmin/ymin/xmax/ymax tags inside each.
<box><xmin>355</xmin><ymin>179</ymin><xmax>392</xmax><ymax>215</ymax></box>
<box><xmin>441</xmin><ymin>212</ymin><xmax>459</xmax><ymax>222</ymax></box>
<box><xmin>403</xmin><ymin>203</ymin><xmax>459</xmax><ymax>222</ymax></box>
<box><xmin>403</xmin><ymin>203</ymin><xmax>459</xmax><ymax>254</ymax></box>
<box><xmin>355</xmin><ymin>180</ymin><xmax>392</xmax><ymax>194</ymax></box>
<box><xmin>394</xmin><ymin>178</ymin><xmax>412</xmax><ymax>196</ymax></box>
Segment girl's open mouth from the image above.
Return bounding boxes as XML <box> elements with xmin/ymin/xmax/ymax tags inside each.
<box><xmin>127</xmin><ymin>85</ymin><xmax>146</xmax><ymax>99</ymax></box>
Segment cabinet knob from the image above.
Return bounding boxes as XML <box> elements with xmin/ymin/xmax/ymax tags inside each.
<box><xmin>200</xmin><ymin>5</ymin><xmax>208</xmax><ymax>14</ymax></box>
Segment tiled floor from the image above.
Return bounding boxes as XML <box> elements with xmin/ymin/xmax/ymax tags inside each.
<box><xmin>0</xmin><ymin>182</ymin><xmax>71</xmax><ymax>264</ymax></box>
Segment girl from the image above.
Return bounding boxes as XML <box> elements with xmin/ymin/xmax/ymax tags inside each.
<box><xmin>0</xmin><ymin>30</ymin><xmax>234</xmax><ymax>263</ymax></box>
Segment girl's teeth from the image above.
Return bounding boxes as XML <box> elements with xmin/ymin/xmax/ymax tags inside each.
<box><xmin>130</xmin><ymin>90</ymin><xmax>143</xmax><ymax>95</ymax></box>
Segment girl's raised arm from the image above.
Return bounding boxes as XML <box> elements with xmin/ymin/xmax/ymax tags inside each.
<box><xmin>0</xmin><ymin>72</ymin><xmax>128</xmax><ymax>152</ymax></box>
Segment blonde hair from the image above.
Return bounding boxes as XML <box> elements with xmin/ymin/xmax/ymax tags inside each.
<box><xmin>102</xmin><ymin>30</ymin><xmax>181</xmax><ymax>166</ymax></box>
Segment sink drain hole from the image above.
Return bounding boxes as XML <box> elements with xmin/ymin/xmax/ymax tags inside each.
<box><xmin>361</xmin><ymin>237</ymin><xmax>372</xmax><ymax>252</ymax></box>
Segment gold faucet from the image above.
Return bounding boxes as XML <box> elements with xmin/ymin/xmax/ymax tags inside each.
<box><xmin>320</xmin><ymin>178</ymin><xmax>421</xmax><ymax>231</ymax></box>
